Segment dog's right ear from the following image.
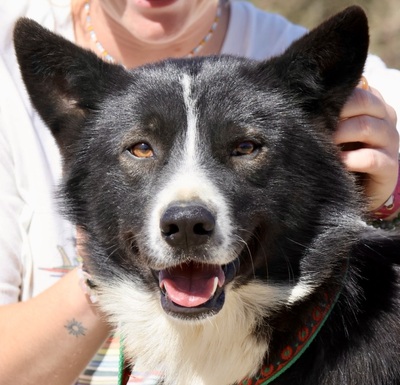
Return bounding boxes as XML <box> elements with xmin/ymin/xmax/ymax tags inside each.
<box><xmin>13</xmin><ymin>18</ymin><xmax>130</xmax><ymax>158</ymax></box>
<box><xmin>259</xmin><ymin>6</ymin><xmax>369</xmax><ymax>132</ymax></box>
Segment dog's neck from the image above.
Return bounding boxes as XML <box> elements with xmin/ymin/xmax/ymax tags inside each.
<box><xmin>120</xmin><ymin>274</ymin><xmax>346</xmax><ymax>385</ymax></box>
<box><xmin>237</xmin><ymin>286</ymin><xmax>343</xmax><ymax>385</ymax></box>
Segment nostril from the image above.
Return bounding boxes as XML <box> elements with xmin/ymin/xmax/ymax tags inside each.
<box><xmin>161</xmin><ymin>223</ymin><xmax>179</xmax><ymax>237</ymax></box>
<box><xmin>160</xmin><ymin>204</ymin><xmax>215</xmax><ymax>248</ymax></box>
<box><xmin>193</xmin><ymin>222</ymin><xmax>213</xmax><ymax>235</ymax></box>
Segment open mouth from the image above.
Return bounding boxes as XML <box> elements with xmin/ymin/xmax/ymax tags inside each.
<box><xmin>153</xmin><ymin>259</ymin><xmax>240</xmax><ymax>318</ymax></box>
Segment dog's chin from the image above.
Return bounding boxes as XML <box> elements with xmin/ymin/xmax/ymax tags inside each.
<box><xmin>151</xmin><ymin>259</ymin><xmax>240</xmax><ymax>320</ymax></box>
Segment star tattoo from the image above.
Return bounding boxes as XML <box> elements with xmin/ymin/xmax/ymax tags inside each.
<box><xmin>64</xmin><ymin>318</ymin><xmax>87</xmax><ymax>337</ymax></box>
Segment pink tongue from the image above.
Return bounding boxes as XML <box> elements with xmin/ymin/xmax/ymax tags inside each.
<box><xmin>159</xmin><ymin>263</ymin><xmax>225</xmax><ymax>308</ymax></box>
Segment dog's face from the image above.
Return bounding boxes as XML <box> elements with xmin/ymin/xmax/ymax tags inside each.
<box><xmin>14</xmin><ymin>7</ymin><xmax>369</xmax><ymax>322</ymax></box>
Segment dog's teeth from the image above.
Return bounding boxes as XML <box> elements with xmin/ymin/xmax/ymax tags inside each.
<box><xmin>212</xmin><ymin>277</ymin><xmax>218</xmax><ymax>295</ymax></box>
<box><xmin>160</xmin><ymin>281</ymin><xmax>166</xmax><ymax>294</ymax></box>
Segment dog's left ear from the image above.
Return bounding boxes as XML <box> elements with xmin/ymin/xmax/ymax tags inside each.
<box><xmin>263</xmin><ymin>6</ymin><xmax>369</xmax><ymax>127</ymax></box>
<box><xmin>13</xmin><ymin>17</ymin><xmax>130</xmax><ymax>158</ymax></box>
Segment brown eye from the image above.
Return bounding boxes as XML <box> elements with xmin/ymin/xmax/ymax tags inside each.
<box><xmin>129</xmin><ymin>142</ymin><xmax>154</xmax><ymax>158</ymax></box>
<box><xmin>232</xmin><ymin>141</ymin><xmax>256</xmax><ymax>156</ymax></box>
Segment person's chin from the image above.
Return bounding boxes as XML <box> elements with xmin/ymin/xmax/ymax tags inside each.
<box><xmin>133</xmin><ymin>0</ymin><xmax>179</xmax><ymax>9</ymax></box>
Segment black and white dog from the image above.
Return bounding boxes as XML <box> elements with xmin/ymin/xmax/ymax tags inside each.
<box><xmin>14</xmin><ymin>6</ymin><xmax>400</xmax><ymax>385</ymax></box>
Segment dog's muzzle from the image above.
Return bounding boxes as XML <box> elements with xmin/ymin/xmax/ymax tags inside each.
<box><xmin>152</xmin><ymin>203</ymin><xmax>239</xmax><ymax>319</ymax></box>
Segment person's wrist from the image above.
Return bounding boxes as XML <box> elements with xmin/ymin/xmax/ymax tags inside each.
<box><xmin>368</xmin><ymin>159</ymin><xmax>400</xmax><ymax>228</ymax></box>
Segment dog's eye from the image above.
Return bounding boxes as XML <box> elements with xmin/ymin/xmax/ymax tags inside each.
<box><xmin>231</xmin><ymin>141</ymin><xmax>257</xmax><ymax>156</ymax></box>
<box><xmin>129</xmin><ymin>142</ymin><xmax>154</xmax><ymax>158</ymax></box>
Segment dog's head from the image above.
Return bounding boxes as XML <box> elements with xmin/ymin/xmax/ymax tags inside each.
<box><xmin>14</xmin><ymin>7</ymin><xmax>369</xmax><ymax>321</ymax></box>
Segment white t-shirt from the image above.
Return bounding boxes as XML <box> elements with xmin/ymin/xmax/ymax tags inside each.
<box><xmin>1</xmin><ymin>1</ymin><xmax>399</xmax><ymax>384</ymax></box>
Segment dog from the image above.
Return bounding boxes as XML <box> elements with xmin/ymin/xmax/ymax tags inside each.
<box><xmin>14</xmin><ymin>6</ymin><xmax>400</xmax><ymax>385</ymax></box>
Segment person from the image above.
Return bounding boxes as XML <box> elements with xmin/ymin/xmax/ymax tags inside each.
<box><xmin>0</xmin><ymin>0</ymin><xmax>398</xmax><ymax>384</ymax></box>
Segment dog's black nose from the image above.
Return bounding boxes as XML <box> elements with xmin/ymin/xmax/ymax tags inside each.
<box><xmin>160</xmin><ymin>204</ymin><xmax>215</xmax><ymax>248</ymax></box>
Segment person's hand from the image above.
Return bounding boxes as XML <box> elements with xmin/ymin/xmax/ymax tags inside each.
<box><xmin>334</xmin><ymin>77</ymin><xmax>399</xmax><ymax>212</ymax></box>
<box><xmin>76</xmin><ymin>226</ymin><xmax>88</xmax><ymax>260</ymax></box>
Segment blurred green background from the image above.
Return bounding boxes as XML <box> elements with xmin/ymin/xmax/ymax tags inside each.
<box><xmin>249</xmin><ymin>0</ymin><xmax>400</xmax><ymax>68</ymax></box>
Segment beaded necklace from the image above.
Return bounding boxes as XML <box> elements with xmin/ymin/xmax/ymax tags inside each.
<box><xmin>83</xmin><ymin>0</ymin><xmax>222</xmax><ymax>64</ymax></box>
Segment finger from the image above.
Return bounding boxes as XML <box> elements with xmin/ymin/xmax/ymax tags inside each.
<box><xmin>340</xmin><ymin>86</ymin><xmax>387</xmax><ymax>120</ymax></box>
<box><xmin>339</xmin><ymin>148</ymin><xmax>398</xmax><ymax>188</ymax></box>
<box><xmin>339</xmin><ymin>148</ymin><xmax>398</xmax><ymax>210</ymax></box>
<box><xmin>334</xmin><ymin>115</ymin><xmax>398</xmax><ymax>148</ymax></box>
<box><xmin>76</xmin><ymin>226</ymin><xmax>88</xmax><ymax>259</ymax></box>
<box><xmin>340</xmin><ymin>147</ymin><xmax>383</xmax><ymax>174</ymax></box>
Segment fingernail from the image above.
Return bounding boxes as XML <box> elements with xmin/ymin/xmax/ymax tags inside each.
<box><xmin>358</xmin><ymin>75</ymin><xmax>369</xmax><ymax>90</ymax></box>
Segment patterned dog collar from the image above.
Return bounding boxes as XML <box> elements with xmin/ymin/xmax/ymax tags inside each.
<box><xmin>237</xmin><ymin>289</ymin><xmax>342</xmax><ymax>385</ymax></box>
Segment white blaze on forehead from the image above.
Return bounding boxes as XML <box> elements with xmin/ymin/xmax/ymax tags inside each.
<box><xmin>173</xmin><ymin>73</ymin><xmax>207</xmax><ymax>199</ymax></box>
<box><xmin>146</xmin><ymin>73</ymin><xmax>234</xmax><ymax>264</ymax></box>
<box><xmin>181</xmin><ymin>73</ymin><xmax>198</xmax><ymax>166</ymax></box>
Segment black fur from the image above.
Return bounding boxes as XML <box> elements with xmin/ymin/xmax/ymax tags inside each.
<box><xmin>14</xmin><ymin>6</ymin><xmax>400</xmax><ymax>384</ymax></box>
